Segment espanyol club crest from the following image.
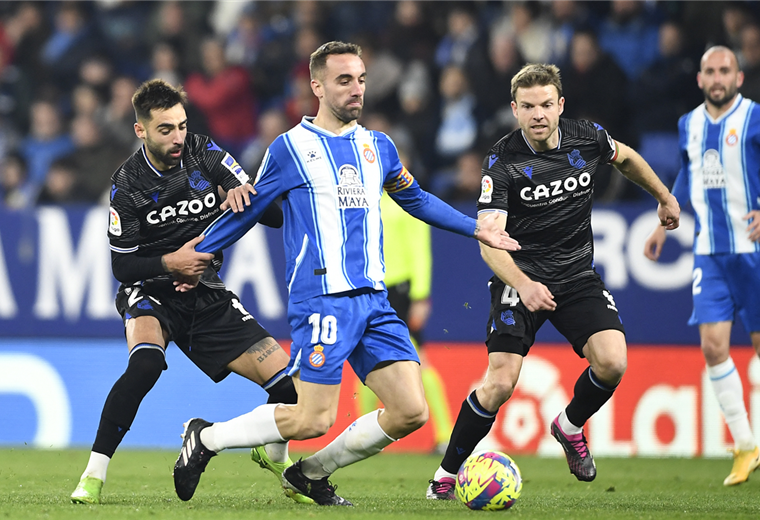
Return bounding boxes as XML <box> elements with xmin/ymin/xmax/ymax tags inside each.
<box><xmin>725</xmin><ymin>129</ymin><xmax>739</xmax><ymax>146</ymax></box>
<box><xmin>309</xmin><ymin>345</ymin><xmax>325</xmax><ymax>367</ymax></box>
<box><xmin>362</xmin><ymin>144</ymin><xmax>376</xmax><ymax>163</ymax></box>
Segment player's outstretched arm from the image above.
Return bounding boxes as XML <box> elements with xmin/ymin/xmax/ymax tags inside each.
<box><xmin>221</xmin><ymin>184</ymin><xmax>257</xmax><ymax>212</ymax></box>
<box><xmin>478</xmin><ymin>211</ymin><xmax>555</xmax><ymax>312</ymax></box>
<box><xmin>643</xmin><ymin>225</ymin><xmax>668</xmax><ymax>261</ymax></box>
<box><xmin>612</xmin><ymin>141</ymin><xmax>680</xmax><ymax>230</ymax></box>
<box><xmin>162</xmin><ymin>236</ymin><xmax>215</xmax><ymax>277</ymax></box>
<box><xmin>474</xmin><ymin>212</ymin><xmax>521</xmax><ymax>251</ymax></box>
<box><xmin>388</xmin><ymin>182</ymin><xmax>520</xmax><ymax>251</ymax></box>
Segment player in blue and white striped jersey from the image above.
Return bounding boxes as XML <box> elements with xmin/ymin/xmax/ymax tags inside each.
<box><xmin>172</xmin><ymin>41</ymin><xmax>519</xmax><ymax>506</ymax></box>
<box><xmin>645</xmin><ymin>46</ymin><xmax>760</xmax><ymax>486</ymax></box>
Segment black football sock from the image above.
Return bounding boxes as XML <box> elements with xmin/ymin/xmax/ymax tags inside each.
<box><xmin>92</xmin><ymin>346</ymin><xmax>165</xmax><ymax>457</ymax></box>
<box><xmin>440</xmin><ymin>391</ymin><xmax>498</xmax><ymax>475</ymax></box>
<box><xmin>564</xmin><ymin>367</ymin><xmax>617</xmax><ymax>428</ymax></box>
<box><xmin>264</xmin><ymin>369</ymin><xmax>298</xmax><ymax>405</ymax></box>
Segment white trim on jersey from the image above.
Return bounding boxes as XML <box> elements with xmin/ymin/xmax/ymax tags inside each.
<box><xmin>477</xmin><ymin>208</ymin><xmax>508</xmax><ymax>217</ymax></box>
<box><xmin>288</xmin><ymin>234</ymin><xmax>309</xmax><ymax>293</ymax></box>
<box><xmin>520</xmin><ymin>127</ymin><xmax>562</xmax><ymax>154</ymax></box>
<box><xmin>141</xmin><ymin>146</ymin><xmax>183</xmax><ymax>177</ymax></box>
<box><xmin>110</xmin><ymin>244</ymin><xmax>139</xmax><ymax>254</ymax></box>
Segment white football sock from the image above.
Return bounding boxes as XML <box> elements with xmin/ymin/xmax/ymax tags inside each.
<box><xmin>559</xmin><ymin>410</ymin><xmax>583</xmax><ymax>435</ymax></box>
<box><xmin>200</xmin><ymin>404</ymin><xmax>284</xmax><ymax>452</ymax></box>
<box><xmin>708</xmin><ymin>357</ymin><xmax>756</xmax><ymax>451</ymax></box>
<box><xmin>434</xmin><ymin>466</ymin><xmax>457</xmax><ymax>482</ymax></box>
<box><xmin>301</xmin><ymin>409</ymin><xmax>396</xmax><ymax>479</ymax></box>
<box><xmin>81</xmin><ymin>452</ymin><xmax>110</xmax><ymax>482</ymax></box>
<box><xmin>264</xmin><ymin>442</ymin><xmax>289</xmax><ymax>464</ymax></box>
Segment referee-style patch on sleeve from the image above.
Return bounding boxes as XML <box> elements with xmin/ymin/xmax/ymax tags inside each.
<box><xmin>109</xmin><ymin>207</ymin><xmax>122</xmax><ymax>236</ymax></box>
<box><xmin>479</xmin><ymin>175</ymin><xmax>494</xmax><ymax>203</ymax></box>
<box><xmin>221</xmin><ymin>152</ymin><xmax>249</xmax><ymax>185</ymax></box>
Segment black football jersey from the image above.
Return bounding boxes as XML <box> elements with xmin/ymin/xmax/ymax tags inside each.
<box><xmin>477</xmin><ymin>118</ymin><xmax>618</xmax><ymax>284</ymax></box>
<box><xmin>108</xmin><ymin>133</ymin><xmax>251</xmax><ymax>288</ymax></box>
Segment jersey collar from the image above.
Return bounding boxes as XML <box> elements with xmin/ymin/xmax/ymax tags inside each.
<box><xmin>300</xmin><ymin>116</ymin><xmax>359</xmax><ymax>138</ymax></box>
<box><xmin>141</xmin><ymin>145</ymin><xmax>183</xmax><ymax>177</ymax></box>
<box><xmin>520</xmin><ymin>126</ymin><xmax>562</xmax><ymax>154</ymax></box>
<box><xmin>702</xmin><ymin>94</ymin><xmax>743</xmax><ymax>124</ymax></box>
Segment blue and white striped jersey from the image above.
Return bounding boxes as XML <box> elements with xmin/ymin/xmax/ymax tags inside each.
<box><xmin>199</xmin><ymin>117</ymin><xmax>475</xmax><ymax>303</ymax></box>
<box><xmin>675</xmin><ymin>94</ymin><xmax>760</xmax><ymax>255</ymax></box>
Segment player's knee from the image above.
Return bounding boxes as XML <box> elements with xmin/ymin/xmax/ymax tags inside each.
<box><xmin>594</xmin><ymin>356</ymin><xmax>627</xmax><ymax>385</ymax></box>
<box><xmin>483</xmin><ymin>378</ymin><xmax>516</xmax><ymax>407</ymax></box>
<box><xmin>385</xmin><ymin>400</ymin><xmax>428</xmax><ymax>438</ymax></box>
<box><xmin>701</xmin><ymin>342</ymin><xmax>729</xmax><ymax>366</ymax></box>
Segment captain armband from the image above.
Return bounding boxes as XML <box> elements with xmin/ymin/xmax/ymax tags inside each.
<box><xmin>383</xmin><ymin>167</ymin><xmax>414</xmax><ymax>193</ymax></box>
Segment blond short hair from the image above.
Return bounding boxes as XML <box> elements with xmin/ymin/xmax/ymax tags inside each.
<box><xmin>511</xmin><ymin>63</ymin><xmax>563</xmax><ymax>102</ymax></box>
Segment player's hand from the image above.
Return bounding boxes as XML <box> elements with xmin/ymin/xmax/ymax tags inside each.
<box><xmin>474</xmin><ymin>212</ymin><xmax>521</xmax><ymax>251</ymax></box>
<box><xmin>643</xmin><ymin>225</ymin><xmax>668</xmax><ymax>261</ymax></box>
<box><xmin>221</xmin><ymin>184</ymin><xmax>257</xmax><ymax>212</ymax></box>
<box><xmin>408</xmin><ymin>299</ymin><xmax>431</xmax><ymax>332</ymax></box>
<box><xmin>744</xmin><ymin>210</ymin><xmax>760</xmax><ymax>242</ymax></box>
<box><xmin>173</xmin><ymin>274</ymin><xmax>201</xmax><ymax>292</ymax></box>
<box><xmin>516</xmin><ymin>280</ymin><xmax>555</xmax><ymax>312</ymax></box>
<box><xmin>657</xmin><ymin>193</ymin><xmax>680</xmax><ymax>230</ymax></box>
<box><xmin>162</xmin><ymin>236</ymin><xmax>214</xmax><ymax>277</ymax></box>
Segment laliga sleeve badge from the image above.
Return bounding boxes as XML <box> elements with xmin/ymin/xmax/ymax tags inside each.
<box><xmin>109</xmin><ymin>207</ymin><xmax>122</xmax><ymax>236</ymax></box>
<box><xmin>479</xmin><ymin>175</ymin><xmax>493</xmax><ymax>203</ymax></box>
<box><xmin>309</xmin><ymin>345</ymin><xmax>325</xmax><ymax>368</ymax></box>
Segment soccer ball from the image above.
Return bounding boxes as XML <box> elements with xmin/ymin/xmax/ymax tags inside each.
<box><xmin>455</xmin><ymin>450</ymin><xmax>522</xmax><ymax>511</ymax></box>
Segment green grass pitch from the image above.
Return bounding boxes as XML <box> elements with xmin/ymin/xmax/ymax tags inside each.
<box><xmin>2</xmin><ymin>449</ymin><xmax>759</xmax><ymax>519</ymax></box>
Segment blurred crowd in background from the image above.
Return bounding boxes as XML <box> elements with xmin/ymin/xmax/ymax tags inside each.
<box><xmin>0</xmin><ymin>0</ymin><xmax>758</xmax><ymax>210</ymax></box>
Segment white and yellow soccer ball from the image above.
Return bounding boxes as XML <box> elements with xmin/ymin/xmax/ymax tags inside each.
<box><xmin>455</xmin><ymin>450</ymin><xmax>522</xmax><ymax>511</ymax></box>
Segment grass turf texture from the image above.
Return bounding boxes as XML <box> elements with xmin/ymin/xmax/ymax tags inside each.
<box><xmin>1</xmin><ymin>449</ymin><xmax>759</xmax><ymax>519</ymax></box>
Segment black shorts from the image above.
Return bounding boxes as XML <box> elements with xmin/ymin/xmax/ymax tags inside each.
<box><xmin>485</xmin><ymin>272</ymin><xmax>625</xmax><ymax>358</ymax></box>
<box><xmin>115</xmin><ymin>280</ymin><xmax>271</xmax><ymax>382</ymax></box>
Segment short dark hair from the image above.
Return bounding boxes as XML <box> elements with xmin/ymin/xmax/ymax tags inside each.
<box><xmin>309</xmin><ymin>41</ymin><xmax>362</xmax><ymax>80</ymax></box>
<box><xmin>131</xmin><ymin>79</ymin><xmax>187</xmax><ymax>122</ymax></box>
<box><xmin>511</xmin><ymin>63</ymin><xmax>563</xmax><ymax>101</ymax></box>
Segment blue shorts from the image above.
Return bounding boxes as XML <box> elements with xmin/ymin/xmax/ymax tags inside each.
<box><xmin>690</xmin><ymin>252</ymin><xmax>760</xmax><ymax>333</ymax></box>
<box><xmin>286</xmin><ymin>289</ymin><xmax>420</xmax><ymax>385</ymax></box>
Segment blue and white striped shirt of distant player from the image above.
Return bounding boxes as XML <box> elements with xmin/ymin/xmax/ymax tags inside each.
<box><xmin>675</xmin><ymin>94</ymin><xmax>760</xmax><ymax>255</ymax></box>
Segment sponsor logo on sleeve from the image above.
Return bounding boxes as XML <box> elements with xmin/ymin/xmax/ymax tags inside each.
<box><xmin>221</xmin><ymin>153</ymin><xmax>249</xmax><ymax>184</ymax></box>
<box><xmin>479</xmin><ymin>175</ymin><xmax>493</xmax><ymax>203</ymax></box>
<box><xmin>109</xmin><ymin>207</ymin><xmax>122</xmax><ymax>236</ymax></box>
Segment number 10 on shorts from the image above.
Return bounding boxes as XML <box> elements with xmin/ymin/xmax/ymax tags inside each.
<box><xmin>308</xmin><ymin>313</ymin><xmax>338</xmax><ymax>344</ymax></box>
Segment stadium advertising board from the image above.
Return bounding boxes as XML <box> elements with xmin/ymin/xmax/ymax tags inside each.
<box><xmin>0</xmin><ymin>203</ymin><xmax>750</xmax><ymax>344</ymax></box>
<box><xmin>0</xmin><ymin>340</ymin><xmax>756</xmax><ymax>457</ymax></box>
